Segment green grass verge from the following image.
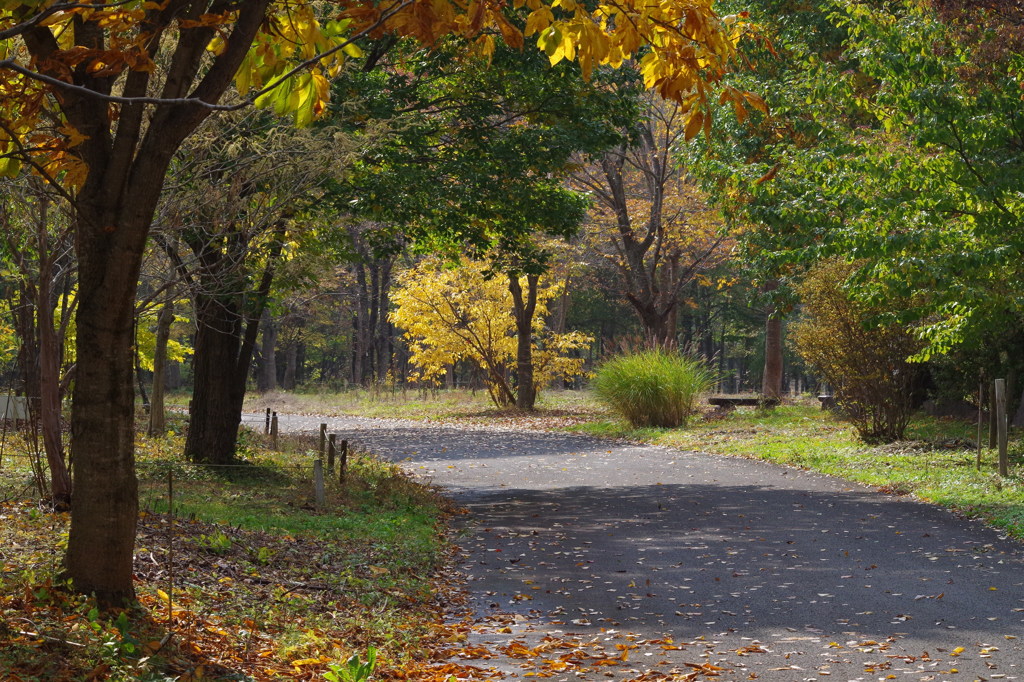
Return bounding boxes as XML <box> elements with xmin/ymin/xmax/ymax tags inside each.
<box><xmin>229</xmin><ymin>386</ymin><xmax>601</xmax><ymax>422</ymax></box>
<box><xmin>0</xmin><ymin>418</ymin><xmax>457</xmax><ymax>681</ymax></box>
<box><xmin>573</xmin><ymin>402</ymin><xmax>1024</xmax><ymax>539</ymax></box>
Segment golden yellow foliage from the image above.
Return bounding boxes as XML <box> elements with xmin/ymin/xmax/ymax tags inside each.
<box><xmin>0</xmin><ymin>0</ymin><xmax>758</xmax><ymax>185</ymax></box>
<box><xmin>390</xmin><ymin>257</ymin><xmax>591</xmax><ymax>406</ymax></box>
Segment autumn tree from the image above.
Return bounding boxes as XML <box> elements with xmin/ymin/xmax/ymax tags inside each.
<box><xmin>572</xmin><ymin>91</ymin><xmax>736</xmax><ymax>348</ymax></box>
<box><xmin>391</xmin><ymin>257</ymin><xmax>591</xmax><ymax>407</ymax></box>
<box><xmin>156</xmin><ymin>111</ymin><xmax>351</xmax><ymax>465</ymax></box>
<box><xmin>0</xmin><ymin>0</ymin><xmax>753</xmax><ymax>605</ymax></box>
<box><xmin>0</xmin><ymin>177</ymin><xmax>75</xmax><ymax>506</ymax></box>
<box><xmin>792</xmin><ymin>259</ymin><xmax>923</xmax><ymax>442</ymax></box>
<box><xmin>328</xmin><ymin>43</ymin><xmax>637</xmax><ymax>398</ymax></box>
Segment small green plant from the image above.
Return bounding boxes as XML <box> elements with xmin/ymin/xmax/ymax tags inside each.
<box><xmin>325</xmin><ymin>646</ymin><xmax>378</xmax><ymax>682</ymax></box>
<box><xmin>254</xmin><ymin>545</ymin><xmax>275</xmax><ymax>565</ymax></box>
<box><xmin>592</xmin><ymin>350</ymin><xmax>715</xmax><ymax>428</ymax></box>
<box><xmin>192</xmin><ymin>532</ymin><xmax>232</xmax><ymax>554</ymax></box>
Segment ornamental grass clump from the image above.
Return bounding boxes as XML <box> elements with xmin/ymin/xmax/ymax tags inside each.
<box><xmin>593</xmin><ymin>350</ymin><xmax>715</xmax><ymax>428</ymax></box>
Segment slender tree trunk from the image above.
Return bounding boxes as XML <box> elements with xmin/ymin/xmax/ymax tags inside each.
<box><xmin>353</xmin><ymin>261</ymin><xmax>371</xmax><ymax>385</ymax></box>
<box><xmin>350</xmin><ymin>311</ymin><xmax>361</xmax><ymax>385</ymax></box>
<box><xmin>1013</xmin><ymin>387</ymin><xmax>1024</xmax><ymax>429</ymax></box>
<box><xmin>257</xmin><ymin>309</ymin><xmax>277</xmax><ymax>393</ymax></box>
<box><xmin>282</xmin><ymin>343</ymin><xmax>298</xmax><ymax>390</ymax></box>
<box><xmin>134</xmin><ymin>324</ymin><xmax>149</xmax><ymax>408</ymax></box>
<box><xmin>148</xmin><ymin>296</ymin><xmax>175</xmax><ymax>437</ymax></box>
<box><xmin>509</xmin><ymin>273</ymin><xmax>539</xmax><ymax>410</ymax></box>
<box><xmin>37</xmin><ymin>270</ymin><xmax>71</xmax><ymax>507</ymax></box>
<box><xmin>375</xmin><ymin>261</ymin><xmax>393</xmax><ymax>382</ymax></box>
<box><xmin>14</xmin><ymin>288</ymin><xmax>41</xmax><ymax>406</ymax></box>
<box><xmin>762</xmin><ymin>280</ymin><xmax>784</xmax><ymax>400</ymax></box>
<box><xmin>762</xmin><ymin>313</ymin><xmax>783</xmax><ymax>399</ymax></box>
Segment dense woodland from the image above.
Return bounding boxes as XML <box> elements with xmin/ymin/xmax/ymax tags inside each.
<box><xmin>0</xmin><ymin>0</ymin><xmax>1023</xmax><ymax>607</ymax></box>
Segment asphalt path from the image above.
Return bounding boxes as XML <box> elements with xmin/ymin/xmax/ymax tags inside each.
<box><xmin>259</xmin><ymin>412</ymin><xmax>1024</xmax><ymax>681</ymax></box>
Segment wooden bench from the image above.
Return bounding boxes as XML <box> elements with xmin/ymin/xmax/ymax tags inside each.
<box><xmin>708</xmin><ymin>396</ymin><xmax>780</xmax><ymax>409</ymax></box>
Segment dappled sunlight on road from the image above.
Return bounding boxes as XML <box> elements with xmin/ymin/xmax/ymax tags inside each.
<box><xmin>266</xmin><ymin>412</ymin><xmax>1024</xmax><ymax>680</ymax></box>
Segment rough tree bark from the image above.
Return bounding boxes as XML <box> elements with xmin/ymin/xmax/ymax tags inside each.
<box><xmin>20</xmin><ymin>1</ymin><xmax>274</xmax><ymax>605</ymax></box>
<box><xmin>508</xmin><ymin>273</ymin><xmax>539</xmax><ymax>410</ymax></box>
<box><xmin>184</xmin><ymin>225</ymin><xmax>284</xmax><ymax>465</ymax></box>
<box><xmin>572</xmin><ymin>102</ymin><xmax>726</xmax><ymax>349</ymax></box>
<box><xmin>256</xmin><ymin>309</ymin><xmax>277</xmax><ymax>393</ymax></box>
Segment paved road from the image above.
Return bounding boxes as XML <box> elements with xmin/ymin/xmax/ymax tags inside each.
<box><xmin>262</xmin><ymin>413</ymin><xmax>1024</xmax><ymax>681</ymax></box>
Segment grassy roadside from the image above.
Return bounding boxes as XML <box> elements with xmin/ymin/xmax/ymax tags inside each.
<box><xmin>228</xmin><ymin>386</ymin><xmax>1024</xmax><ymax>539</ymax></box>
<box><xmin>232</xmin><ymin>387</ymin><xmax>607</xmax><ymax>427</ymax></box>
<box><xmin>0</xmin><ymin>420</ymin><xmax>470</xmax><ymax>681</ymax></box>
<box><xmin>573</xmin><ymin>401</ymin><xmax>1024</xmax><ymax>540</ymax></box>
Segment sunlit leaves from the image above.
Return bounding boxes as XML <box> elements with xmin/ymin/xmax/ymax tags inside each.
<box><xmin>390</xmin><ymin>257</ymin><xmax>591</xmax><ymax>407</ymax></box>
<box><xmin>342</xmin><ymin>0</ymin><xmax>750</xmax><ymax>111</ymax></box>
<box><xmin>238</xmin><ymin>6</ymin><xmax>357</xmax><ymax>126</ymax></box>
<box><xmin>1</xmin><ymin>0</ymin><xmax>753</xmax><ymax>190</ymax></box>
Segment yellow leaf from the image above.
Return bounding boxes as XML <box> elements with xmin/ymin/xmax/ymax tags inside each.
<box><xmin>684</xmin><ymin>110</ymin><xmax>704</xmax><ymax>140</ymax></box>
<box><xmin>525</xmin><ymin>7</ymin><xmax>554</xmax><ymax>37</ymax></box>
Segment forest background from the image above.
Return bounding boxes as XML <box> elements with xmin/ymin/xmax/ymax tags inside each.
<box><xmin>0</xmin><ymin>0</ymin><xmax>1023</xmax><ymax>606</ymax></box>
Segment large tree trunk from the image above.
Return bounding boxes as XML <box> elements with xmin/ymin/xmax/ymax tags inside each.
<box><xmin>21</xmin><ymin>0</ymin><xmax>274</xmax><ymax>606</ymax></box>
<box><xmin>184</xmin><ymin>226</ymin><xmax>282</xmax><ymax>464</ymax></box>
<box><xmin>509</xmin><ymin>273</ymin><xmax>539</xmax><ymax>410</ymax></box>
<box><xmin>67</xmin><ymin>208</ymin><xmax>147</xmax><ymax>608</ymax></box>
<box><xmin>185</xmin><ymin>294</ymin><xmax>247</xmax><ymax>464</ymax></box>
<box><xmin>148</xmin><ymin>296</ymin><xmax>175</xmax><ymax>437</ymax></box>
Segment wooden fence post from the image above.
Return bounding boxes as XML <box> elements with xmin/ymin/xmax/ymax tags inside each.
<box><xmin>271</xmin><ymin>411</ymin><xmax>279</xmax><ymax>450</ymax></box>
<box><xmin>996</xmin><ymin>378</ymin><xmax>1008</xmax><ymax>477</ymax></box>
<box><xmin>976</xmin><ymin>380</ymin><xmax>983</xmax><ymax>471</ymax></box>
<box><xmin>265</xmin><ymin>408</ymin><xmax>271</xmax><ymax>434</ymax></box>
<box><xmin>989</xmin><ymin>383</ymin><xmax>998</xmax><ymax>449</ymax></box>
<box><xmin>340</xmin><ymin>439</ymin><xmax>349</xmax><ymax>483</ymax></box>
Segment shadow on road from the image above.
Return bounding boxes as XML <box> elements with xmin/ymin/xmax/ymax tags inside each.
<box><xmin>457</xmin><ymin>481</ymin><xmax>1024</xmax><ymax>642</ymax></box>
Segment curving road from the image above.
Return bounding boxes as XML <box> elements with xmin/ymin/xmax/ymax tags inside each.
<box><xmin>260</xmin><ymin>412</ymin><xmax>1024</xmax><ymax>681</ymax></box>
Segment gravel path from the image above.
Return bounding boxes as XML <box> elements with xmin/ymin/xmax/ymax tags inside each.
<box><xmin>259</xmin><ymin>412</ymin><xmax>1024</xmax><ymax>681</ymax></box>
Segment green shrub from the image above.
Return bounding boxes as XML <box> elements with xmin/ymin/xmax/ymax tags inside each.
<box><xmin>593</xmin><ymin>350</ymin><xmax>715</xmax><ymax>428</ymax></box>
<box><xmin>791</xmin><ymin>259</ymin><xmax>924</xmax><ymax>443</ymax></box>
